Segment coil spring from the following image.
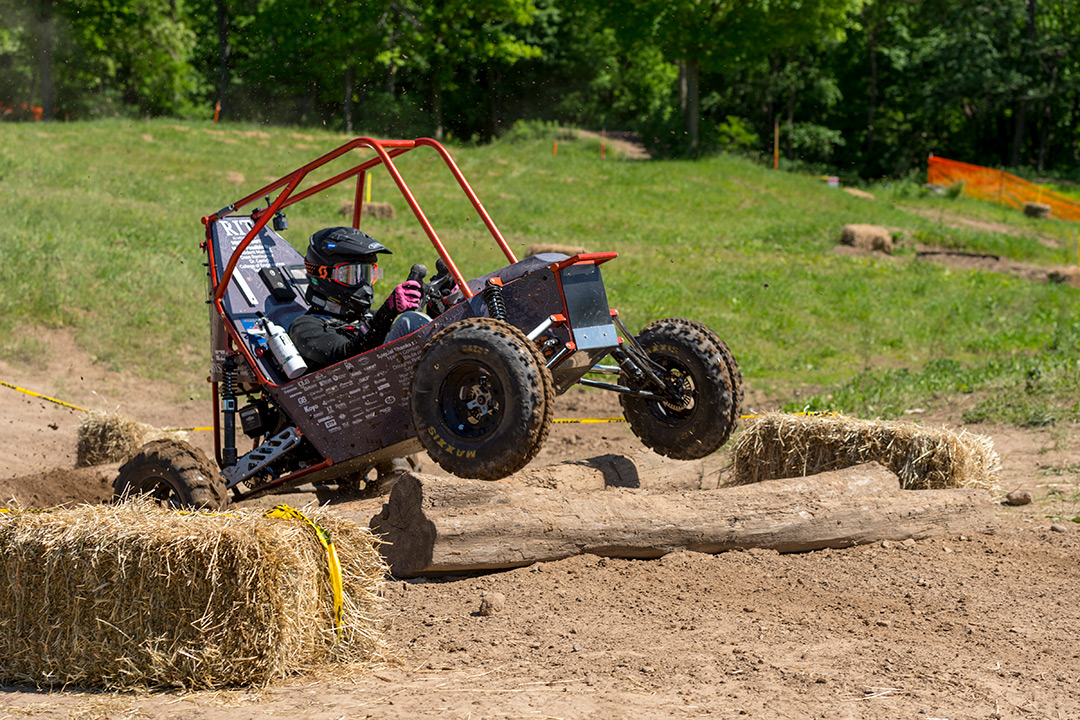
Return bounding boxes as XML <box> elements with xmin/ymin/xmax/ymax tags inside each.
<box><xmin>483</xmin><ymin>279</ymin><xmax>507</xmax><ymax>321</ymax></box>
<box><xmin>221</xmin><ymin>355</ymin><xmax>237</xmax><ymax>397</ymax></box>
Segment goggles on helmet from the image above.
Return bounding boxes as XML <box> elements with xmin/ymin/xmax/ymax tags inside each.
<box><xmin>307</xmin><ymin>261</ymin><xmax>382</xmax><ymax>286</ymax></box>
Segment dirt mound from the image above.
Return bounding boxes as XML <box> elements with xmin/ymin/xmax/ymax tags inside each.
<box><xmin>0</xmin><ymin>465</ymin><xmax>116</xmax><ymax>508</ymax></box>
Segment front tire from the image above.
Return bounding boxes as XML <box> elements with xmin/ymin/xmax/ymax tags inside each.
<box><xmin>114</xmin><ymin>439</ymin><xmax>229</xmax><ymax>509</ymax></box>
<box><xmin>620</xmin><ymin>318</ymin><xmax>743</xmax><ymax>459</ymax></box>
<box><xmin>411</xmin><ymin>318</ymin><xmax>553</xmax><ymax>480</ymax></box>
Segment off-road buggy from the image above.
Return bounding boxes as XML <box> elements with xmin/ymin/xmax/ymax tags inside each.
<box><xmin>114</xmin><ymin>137</ymin><xmax>743</xmax><ymax>509</ymax></box>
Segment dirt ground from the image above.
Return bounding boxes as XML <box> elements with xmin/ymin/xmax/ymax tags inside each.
<box><xmin>1</xmin><ymin>330</ymin><xmax>1079</xmax><ymax>719</ymax></box>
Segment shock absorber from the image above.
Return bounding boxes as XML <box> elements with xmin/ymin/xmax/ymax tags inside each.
<box><xmin>612</xmin><ymin>347</ymin><xmax>648</xmax><ymax>387</ymax></box>
<box><xmin>483</xmin><ymin>278</ymin><xmax>507</xmax><ymax>321</ymax></box>
<box><xmin>221</xmin><ymin>355</ymin><xmax>238</xmax><ymax>467</ymax></box>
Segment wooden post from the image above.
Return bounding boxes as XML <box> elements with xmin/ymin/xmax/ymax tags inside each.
<box><xmin>773</xmin><ymin>121</ymin><xmax>779</xmax><ymax>170</ymax></box>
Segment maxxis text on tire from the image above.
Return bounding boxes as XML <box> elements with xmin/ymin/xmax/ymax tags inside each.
<box><xmin>619</xmin><ymin>318</ymin><xmax>743</xmax><ymax>460</ymax></box>
<box><xmin>410</xmin><ymin>317</ymin><xmax>553</xmax><ymax>480</ymax></box>
<box><xmin>114</xmin><ymin>439</ymin><xmax>229</xmax><ymax>509</ymax></box>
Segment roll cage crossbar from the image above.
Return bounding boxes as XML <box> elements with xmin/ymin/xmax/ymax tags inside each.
<box><xmin>200</xmin><ymin>137</ymin><xmax>520</xmax><ymax>304</ymax></box>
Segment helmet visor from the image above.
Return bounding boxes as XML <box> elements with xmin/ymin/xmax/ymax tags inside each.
<box><xmin>330</xmin><ymin>261</ymin><xmax>381</xmax><ymax>286</ymax></box>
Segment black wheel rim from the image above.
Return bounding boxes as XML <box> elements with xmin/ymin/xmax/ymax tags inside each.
<box><xmin>145</xmin><ymin>475</ymin><xmax>185</xmax><ymax>509</ymax></box>
<box><xmin>439</xmin><ymin>360</ymin><xmax>505</xmax><ymax>440</ymax></box>
<box><xmin>645</xmin><ymin>355</ymin><xmax>697</xmax><ymax>426</ymax></box>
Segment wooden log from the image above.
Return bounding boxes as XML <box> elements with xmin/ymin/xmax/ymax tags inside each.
<box><xmin>366</xmin><ymin>462</ymin><xmax>996</xmax><ymax>577</ymax></box>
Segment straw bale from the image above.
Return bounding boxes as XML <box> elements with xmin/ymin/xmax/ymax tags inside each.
<box><xmin>76</xmin><ymin>411</ymin><xmax>187</xmax><ymax>467</ymax></box>
<box><xmin>0</xmin><ymin>500</ymin><xmax>386</xmax><ymax>689</ymax></box>
<box><xmin>730</xmin><ymin>413</ymin><xmax>1000</xmax><ymax>492</ymax></box>
<box><xmin>840</xmin><ymin>224</ymin><xmax>893</xmax><ymax>254</ymax></box>
<box><xmin>1023</xmin><ymin>201</ymin><xmax>1051</xmax><ymax>219</ymax></box>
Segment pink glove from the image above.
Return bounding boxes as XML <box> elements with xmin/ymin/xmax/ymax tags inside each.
<box><xmin>388</xmin><ymin>280</ymin><xmax>422</xmax><ymax>313</ymax></box>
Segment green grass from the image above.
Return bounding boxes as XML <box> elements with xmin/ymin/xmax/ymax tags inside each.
<box><xmin>3</xmin><ymin>118</ymin><xmax>1080</xmax><ymax>423</ymax></box>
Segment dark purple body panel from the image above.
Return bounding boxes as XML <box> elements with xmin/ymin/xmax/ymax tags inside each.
<box><xmin>208</xmin><ymin>219</ymin><xmax>614</xmax><ymax>476</ymax></box>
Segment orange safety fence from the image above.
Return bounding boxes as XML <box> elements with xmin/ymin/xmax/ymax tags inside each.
<box><xmin>927</xmin><ymin>155</ymin><xmax>1080</xmax><ymax>222</ymax></box>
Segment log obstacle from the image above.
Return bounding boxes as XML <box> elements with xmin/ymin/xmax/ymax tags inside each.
<box><xmin>365</xmin><ymin>462</ymin><xmax>996</xmax><ymax>577</ymax></box>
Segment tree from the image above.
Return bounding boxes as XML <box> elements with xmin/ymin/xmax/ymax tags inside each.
<box><xmin>386</xmin><ymin>0</ymin><xmax>541</xmax><ymax>139</ymax></box>
<box><xmin>602</xmin><ymin>0</ymin><xmax>860</xmax><ymax>153</ymax></box>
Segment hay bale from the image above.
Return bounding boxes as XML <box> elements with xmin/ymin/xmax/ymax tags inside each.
<box><xmin>730</xmin><ymin>413</ymin><xmax>1000</xmax><ymax>491</ymax></box>
<box><xmin>840</xmin><ymin>224</ymin><xmax>893</xmax><ymax>254</ymax></box>
<box><xmin>338</xmin><ymin>200</ymin><xmax>396</xmax><ymax>220</ymax></box>
<box><xmin>0</xmin><ymin>500</ymin><xmax>386</xmax><ymax>689</ymax></box>
<box><xmin>525</xmin><ymin>243</ymin><xmax>587</xmax><ymax>258</ymax></box>
<box><xmin>1023</xmin><ymin>201</ymin><xmax>1051</xmax><ymax>219</ymax></box>
<box><xmin>76</xmin><ymin>411</ymin><xmax>187</xmax><ymax>467</ymax></box>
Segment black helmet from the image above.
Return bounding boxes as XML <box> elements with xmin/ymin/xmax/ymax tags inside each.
<box><xmin>304</xmin><ymin>226</ymin><xmax>391</xmax><ymax>316</ymax></box>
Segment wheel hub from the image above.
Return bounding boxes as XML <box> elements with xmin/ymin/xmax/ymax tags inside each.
<box><xmin>660</xmin><ymin>369</ymin><xmax>695</xmax><ymax>413</ymax></box>
<box><xmin>463</xmin><ymin>374</ymin><xmax>495</xmax><ymax>420</ymax></box>
<box><xmin>441</xmin><ymin>363</ymin><xmax>504</xmax><ymax>438</ymax></box>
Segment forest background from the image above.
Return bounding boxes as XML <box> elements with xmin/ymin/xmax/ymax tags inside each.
<box><xmin>2</xmin><ymin>0</ymin><xmax>1079</xmax><ymax>179</ymax></box>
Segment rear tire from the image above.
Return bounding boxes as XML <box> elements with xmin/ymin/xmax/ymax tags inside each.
<box><xmin>114</xmin><ymin>439</ymin><xmax>229</xmax><ymax>510</ymax></box>
<box><xmin>620</xmin><ymin>318</ymin><xmax>743</xmax><ymax>459</ymax></box>
<box><xmin>411</xmin><ymin>318</ymin><xmax>553</xmax><ymax>480</ymax></box>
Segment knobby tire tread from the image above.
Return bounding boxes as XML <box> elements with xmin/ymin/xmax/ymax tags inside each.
<box><xmin>620</xmin><ymin>318</ymin><xmax>742</xmax><ymax>459</ymax></box>
<box><xmin>412</xmin><ymin>317</ymin><xmax>552</xmax><ymax>480</ymax></box>
<box><xmin>114</xmin><ymin>439</ymin><xmax>229</xmax><ymax>509</ymax></box>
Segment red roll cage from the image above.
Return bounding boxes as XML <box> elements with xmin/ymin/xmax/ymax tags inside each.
<box><xmin>200</xmin><ymin>137</ymin><xmax>522</xmax><ymax>305</ymax></box>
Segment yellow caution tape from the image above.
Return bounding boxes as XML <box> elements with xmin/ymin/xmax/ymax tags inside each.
<box><xmin>0</xmin><ymin>380</ymin><xmax>89</xmax><ymax>413</ymax></box>
<box><xmin>264</xmin><ymin>504</ymin><xmax>345</xmax><ymax>638</ymax></box>
<box><xmin>553</xmin><ymin>417</ymin><xmax>625</xmax><ymax>424</ymax></box>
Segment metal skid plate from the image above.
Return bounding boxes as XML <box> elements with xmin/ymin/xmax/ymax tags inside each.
<box><xmin>223</xmin><ymin>427</ymin><xmax>303</xmax><ymax>488</ymax></box>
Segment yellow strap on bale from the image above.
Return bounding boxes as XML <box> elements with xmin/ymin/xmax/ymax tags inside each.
<box><xmin>264</xmin><ymin>504</ymin><xmax>344</xmax><ymax>638</ymax></box>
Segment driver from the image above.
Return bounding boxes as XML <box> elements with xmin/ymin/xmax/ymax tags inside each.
<box><xmin>288</xmin><ymin>226</ymin><xmax>430</xmax><ymax>494</ymax></box>
<box><xmin>289</xmin><ymin>226</ymin><xmax>429</xmax><ymax>372</ymax></box>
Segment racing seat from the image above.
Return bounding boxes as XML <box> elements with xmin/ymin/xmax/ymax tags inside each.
<box><xmin>208</xmin><ymin>217</ymin><xmax>310</xmax><ymax>385</ymax></box>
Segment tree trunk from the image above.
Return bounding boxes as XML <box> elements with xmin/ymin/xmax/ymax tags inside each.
<box><xmin>1011</xmin><ymin>0</ymin><xmax>1038</xmax><ymax>168</ymax></box>
<box><xmin>33</xmin><ymin>0</ymin><xmax>55</xmax><ymax>120</ymax></box>
<box><xmin>486</xmin><ymin>65</ymin><xmax>499</xmax><ymax>141</ymax></box>
<box><xmin>786</xmin><ymin>77</ymin><xmax>796</xmax><ymax>159</ymax></box>
<box><xmin>215</xmin><ymin>0</ymin><xmax>231</xmax><ymax>118</ymax></box>
<box><xmin>866</xmin><ymin>25</ymin><xmax>877</xmax><ymax>163</ymax></box>
<box><xmin>1011</xmin><ymin>100</ymin><xmax>1028</xmax><ymax>168</ymax></box>
<box><xmin>366</xmin><ymin>462</ymin><xmax>996</xmax><ymax>577</ymax></box>
<box><xmin>343</xmin><ymin>65</ymin><xmax>353</xmax><ymax>134</ymax></box>
<box><xmin>678</xmin><ymin>59</ymin><xmax>700</xmax><ymax>153</ymax></box>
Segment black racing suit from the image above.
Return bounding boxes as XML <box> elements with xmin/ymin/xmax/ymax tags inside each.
<box><xmin>288</xmin><ymin>301</ymin><xmax>396</xmax><ymax>373</ymax></box>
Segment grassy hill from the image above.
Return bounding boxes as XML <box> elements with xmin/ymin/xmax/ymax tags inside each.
<box><xmin>3</xmin><ymin>118</ymin><xmax>1079</xmax><ymax>425</ymax></box>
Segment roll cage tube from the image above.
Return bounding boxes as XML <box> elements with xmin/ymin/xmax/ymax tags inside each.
<box><xmin>201</xmin><ymin>137</ymin><xmax>520</xmax><ymax>305</ymax></box>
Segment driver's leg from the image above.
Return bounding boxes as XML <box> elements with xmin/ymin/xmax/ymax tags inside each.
<box><xmin>384</xmin><ymin>310</ymin><xmax>432</xmax><ymax>343</ymax></box>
